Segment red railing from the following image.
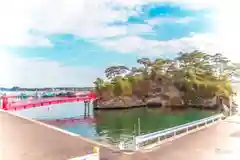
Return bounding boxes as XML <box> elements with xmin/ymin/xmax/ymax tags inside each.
<box><xmin>1</xmin><ymin>92</ymin><xmax>96</xmax><ymax>111</ymax></box>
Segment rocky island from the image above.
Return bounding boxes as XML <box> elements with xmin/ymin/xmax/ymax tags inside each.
<box><xmin>93</xmin><ymin>51</ymin><xmax>239</xmax><ymax>110</ymax></box>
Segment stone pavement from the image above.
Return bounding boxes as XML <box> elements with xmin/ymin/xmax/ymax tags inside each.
<box><xmin>1</xmin><ymin>110</ymin><xmax>240</xmax><ymax>160</ymax></box>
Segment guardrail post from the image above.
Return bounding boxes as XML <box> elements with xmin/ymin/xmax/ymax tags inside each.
<box><xmin>134</xmin><ymin>137</ymin><xmax>139</xmax><ymax>151</ymax></box>
<box><xmin>119</xmin><ymin>142</ymin><xmax>124</xmax><ymax>150</ymax></box>
<box><xmin>135</xmin><ymin>144</ymin><xmax>139</xmax><ymax>150</ymax></box>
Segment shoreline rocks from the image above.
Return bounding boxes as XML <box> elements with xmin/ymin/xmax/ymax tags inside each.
<box><xmin>94</xmin><ymin>84</ymin><xmax>232</xmax><ymax>111</ymax></box>
<box><xmin>96</xmin><ymin>96</ymin><xmax>145</xmax><ymax>109</ymax></box>
<box><xmin>95</xmin><ymin>96</ymin><xmax>222</xmax><ymax>110</ymax></box>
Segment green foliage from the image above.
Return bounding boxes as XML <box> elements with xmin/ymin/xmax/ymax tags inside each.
<box><xmin>104</xmin><ymin>65</ymin><xmax>129</xmax><ymax>80</ymax></box>
<box><xmin>113</xmin><ymin>81</ymin><xmax>122</xmax><ymax>97</ymax></box>
<box><xmin>94</xmin><ymin>50</ymin><xmax>237</xmax><ymax>102</ymax></box>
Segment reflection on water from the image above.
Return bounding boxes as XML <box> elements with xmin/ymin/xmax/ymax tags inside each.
<box><xmin>14</xmin><ymin>102</ymin><xmax>94</xmax><ymax>120</ymax></box>
<box><xmin>14</xmin><ymin>102</ymin><xmax>218</xmax><ymax>143</ymax></box>
<box><xmin>93</xmin><ymin>108</ymin><xmax>217</xmax><ymax>142</ymax></box>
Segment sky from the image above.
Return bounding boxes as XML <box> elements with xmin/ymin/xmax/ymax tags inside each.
<box><xmin>0</xmin><ymin>0</ymin><xmax>239</xmax><ymax>88</ymax></box>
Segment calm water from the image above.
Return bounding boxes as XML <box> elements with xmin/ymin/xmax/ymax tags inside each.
<box><xmin>14</xmin><ymin>102</ymin><xmax>217</xmax><ymax>143</ymax></box>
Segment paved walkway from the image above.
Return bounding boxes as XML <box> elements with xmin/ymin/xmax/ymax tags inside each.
<box><xmin>1</xmin><ymin>110</ymin><xmax>240</xmax><ymax>160</ymax></box>
<box><xmin>0</xmin><ymin>110</ymin><xmax>125</xmax><ymax>160</ymax></box>
<box><xmin>133</xmin><ymin>116</ymin><xmax>240</xmax><ymax>160</ymax></box>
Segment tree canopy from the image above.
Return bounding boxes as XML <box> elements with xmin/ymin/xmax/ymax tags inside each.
<box><xmin>94</xmin><ymin>51</ymin><xmax>239</xmax><ymax>104</ymax></box>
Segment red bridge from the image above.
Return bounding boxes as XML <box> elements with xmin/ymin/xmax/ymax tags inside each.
<box><xmin>1</xmin><ymin>92</ymin><xmax>96</xmax><ymax>111</ymax></box>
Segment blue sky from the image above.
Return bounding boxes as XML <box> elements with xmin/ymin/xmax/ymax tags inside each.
<box><xmin>0</xmin><ymin>0</ymin><xmax>238</xmax><ymax>87</ymax></box>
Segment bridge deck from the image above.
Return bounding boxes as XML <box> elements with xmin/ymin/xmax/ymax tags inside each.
<box><xmin>6</xmin><ymin>97</ymin><xmax>91</xmax><ymax>111</ymax></box>
<box><xmin>1</xmin><ymin>110</ymin><xmax>240</xmax><ymax>160</ymax></box>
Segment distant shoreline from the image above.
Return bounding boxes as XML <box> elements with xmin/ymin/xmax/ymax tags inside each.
<box><xmin>0</xmin><ymin>87</ymin><xmax>94</xmax><ymax>92</ymax></box>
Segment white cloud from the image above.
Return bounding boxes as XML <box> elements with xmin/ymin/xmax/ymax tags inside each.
<box><xmin>113</xmin><ymin>0</ymin><xmax>218</xmax><ymax>10</ymax></box>
<box><xmin>99</xmin><ymin>33</ymin><xmax>238</xmax><ymax>60</ymax></box>
<box><xmin>0</xmin><ymin>0</ymin><xmax>152</xmax><ymax>46</ymax></box>
<box><xmin>100</xmin><ymin>36</ymin><xmax>159</xmax><ymax>53</ymax></box>
<box><xmin>126</xmin><ymin>24</ymin><xmax>152</xmax><ymax>35</ymax></box>
<box><xmin>175</xmin><ymin>17</ymin><xmax>195</xmax><ymax>23</ymax></box>
<box><xmin>0</xmin><ymin>0</ymin><xmax>219</xmax><ymax>47</ymax></box>
<box><xmin>0</xmin><ymin>50</ymin><xmax>104</xmax><ymax>88</ymax></box>
<box><xmin>146</xmin><ymin>16</ymin><xmax>194</xmax><ymax>25</ymax></box>
<box><xmin>0</xmin><ymin>33</ymin><xmax>52</xmax><ymax>47</ymax></box>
